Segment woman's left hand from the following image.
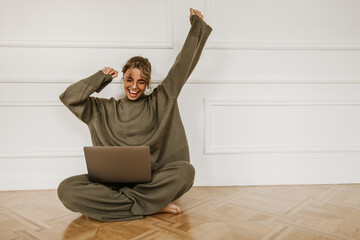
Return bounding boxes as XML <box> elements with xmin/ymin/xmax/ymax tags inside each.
<box><xmin>190</xmin><ymin>8</ymin><xmax>204</xmax><ymax>20</ymax></box>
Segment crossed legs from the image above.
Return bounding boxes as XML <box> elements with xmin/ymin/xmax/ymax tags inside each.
<box><xmin>57</xmin><ymin>161</ymin><xmax>195</xmax><ymax>222</ymax></box>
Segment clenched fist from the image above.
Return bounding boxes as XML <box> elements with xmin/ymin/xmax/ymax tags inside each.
<box><xmin>190</xmin><ymin>8</ymin><xmax>204</xmax><ymax>20</ymax></box>
<box><xmin>102</xmin><ymin>67</ymin><xmax>118</xmax><ymax>79</ymax></box>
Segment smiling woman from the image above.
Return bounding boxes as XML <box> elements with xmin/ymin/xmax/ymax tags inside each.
<box><xmin>102</xmin><ymin>56</ymin><xmax>152</xmax><ymax>101</ymax></box>
<box><xmin>57</xmin><ymin>8</ymin><xmax>212</xmax><ymax>222</ymax></box>
<box><xmin>124</xmin><ymin>67</ymin><xmax>147</xmax><ymax>100</ymax></box>
<box><xmin>123</xmin><ymin>56</ymin><xmax>152</xmax><ymax>100</ymax></box>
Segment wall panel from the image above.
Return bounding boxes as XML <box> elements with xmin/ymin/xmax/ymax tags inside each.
<box><xmin>205</xmin><ymin>0</ymin><xmax>360</xmax><ymax>50</ymax></box>
<box><xmin>204</xmin><ymin>100</ymin><xmax>360</xmax><ymax>154</ymax></box>
<box><xmin>0</xmin><ymin>0</ymin><xmax>173</xmax><ymax>48</ymax></box>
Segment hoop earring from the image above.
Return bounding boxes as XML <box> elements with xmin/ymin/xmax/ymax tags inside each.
<box><xmin>144</xmin><ymin>85</ymin><xmax>153</xmax><ymax>95</ymax></box>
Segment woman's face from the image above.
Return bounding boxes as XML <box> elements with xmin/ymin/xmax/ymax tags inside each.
<box><xmin>123</xmin><ymin>68</ymin><xmax>147</xmax><ymax>101</ymax></box>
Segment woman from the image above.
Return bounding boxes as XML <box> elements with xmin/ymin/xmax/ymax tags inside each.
<box><xmin>57</xmin><ymin>8</ymin><xmax>212</xmax><ymax>222</ymax></box>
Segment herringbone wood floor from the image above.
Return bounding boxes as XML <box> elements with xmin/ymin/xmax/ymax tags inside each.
<box><xmin>1</xmin><ymin>184</ymin><xmax>360</xmax><ymax>240</ymax></box>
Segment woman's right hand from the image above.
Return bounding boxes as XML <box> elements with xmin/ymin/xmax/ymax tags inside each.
<box><xmin>102</xmin><ymin>67</ymin><xmax>118</xmax><ymax>79</ymax></box>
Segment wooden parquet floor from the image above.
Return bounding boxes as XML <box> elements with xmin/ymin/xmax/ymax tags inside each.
<box><xmin>1</xmin><ymin>184</ymin><xmax>360</xmax><ymax>240</ymax></box>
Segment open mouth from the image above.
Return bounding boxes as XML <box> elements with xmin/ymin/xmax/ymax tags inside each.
<box><xmin>128</xmin><ymin>89</ymin><xmax>139</xmax><ymax>98</ymax></box>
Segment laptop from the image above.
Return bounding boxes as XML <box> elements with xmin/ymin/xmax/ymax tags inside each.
<box><xmin>83</xmin><ymin>146</ymin><xmax>152</xmax><ymax>183</ymax></box>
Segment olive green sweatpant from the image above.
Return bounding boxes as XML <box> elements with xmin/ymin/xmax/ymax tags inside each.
<box><xmin>57</xmin><ymin>161</ymin><xmax>195</xmax><ymax>222</ymax></box>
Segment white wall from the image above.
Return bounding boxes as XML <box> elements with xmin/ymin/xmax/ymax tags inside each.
<box><xmin>1</xmin><ymin>0</ymin><xmax>360</xmax><ymax>190</ymax></box>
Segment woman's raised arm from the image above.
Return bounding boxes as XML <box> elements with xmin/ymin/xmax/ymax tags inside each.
<box><xmin>59</xmin><ymin>69</ymin><xmax>115</xmax><ymax>124</ymax></box>
<box><xmin>159</xmin><ymin>8</ymin><xmax>212</xmax><ymax>99</ymax></box>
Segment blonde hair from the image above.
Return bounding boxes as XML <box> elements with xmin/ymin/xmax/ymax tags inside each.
<box><xmin>122</xmin><ymin>56</ymin><xmax>152</xmax><ymax>93</ymax></box>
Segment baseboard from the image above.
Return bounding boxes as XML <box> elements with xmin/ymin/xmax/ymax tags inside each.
<box><xmin>1</xmin><ymin>171</ymin><xmax>359</xmax><ymax>190</ymax></box>
<box><xmin>193</xmin><ymin>171</ymin><xmax>360</xmax><ymax>186</ymax></box>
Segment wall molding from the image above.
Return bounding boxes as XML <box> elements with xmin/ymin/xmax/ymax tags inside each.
<box><xmin>195</xmin><ymin>171</ymin><xmax>360</xmax><ymax>186</ymax></box>
<box><xmin>189</xmin><ymin>76</ymin><xmax>360</xmax><ymax>84</ymax></box>
<box><xmin>0</xmin><ymin>75</ymin><xmax>164</xmax><ymax>83</ymax></box>
<box><xmin>2</xmin><ymin>169</ymin><xmax>359</xmax><ymax>190</ymax></box>
<box><xmin>205</xmin><ymin>42</ymin><xmax>360</xmax><ymax>51</ymax></box>
<box><xmin>0</xmin><ymin>40</ymin><xmax>174</xmax><ymax>49</ymax></box>
<box><xmin>0</xmin><ymin>0</ymin><xmax>174</xmax><ymax>49</ymax></box>
<box><xmin>0</xmin><ymin>101</ymin><xmax>62</xmax><ymax>107</ymax></box>
<box><xmin>0</xmin><ymin>150</ymin><xmax>83</xmax><ymax>159</ymax></box>
<box><xmin>2</xmin><ymin>80</ymin><xmax>360</xmax><ymax>106</ymax></box>
<box><xmin>204</xmin><ymin>99</ymin><xmax>360</xmax><ymax>154</ymax></box>
<box><xmin>2</xmin><ymin>75</ymin><xmax>360</xmax><ymax>84</ymax></box>
<box><xmin>204</xmin><ymin>0</ymin><xmax>360</xmax><ymax>50</ymax></box>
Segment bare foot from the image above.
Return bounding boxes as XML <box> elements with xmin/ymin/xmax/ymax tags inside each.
<box><xmin>157</xmin><ymin>202</ymin><xmax>182</xmax><ymax>214</ymax></box>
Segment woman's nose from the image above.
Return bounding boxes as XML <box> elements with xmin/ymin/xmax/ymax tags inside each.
<box><xmin>132</xmin><ymin>81</ymin><xmax>137</xmax><ymax>89</ymax></box>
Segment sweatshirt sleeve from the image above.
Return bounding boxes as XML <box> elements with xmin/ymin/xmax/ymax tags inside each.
<box><xmin>159</xmin><ymin>15</ymin><xmax>212</xmax><ymax>98</ymax></box>
<box><xmin>59</xmin><ymin>70</ymin><xmax>113</xmax><ymax>124</ymax></box>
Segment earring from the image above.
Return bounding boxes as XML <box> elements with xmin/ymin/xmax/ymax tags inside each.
<box><xmin>145</xmin><ymin>86</ymin><xmax>152</xmax><ymax>95</ymax></box>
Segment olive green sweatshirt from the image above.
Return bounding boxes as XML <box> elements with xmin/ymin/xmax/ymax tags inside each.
<box><xmin>59</xmin><ymin>15</ymin><xmax>212</xmax><ymax>171</ymax></box>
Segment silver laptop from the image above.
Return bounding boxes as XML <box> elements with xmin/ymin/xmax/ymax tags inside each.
<box><xmin>83</xmin><ymin>146</ymin><xmax>152</xmax><ymax>183</ymax></box>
